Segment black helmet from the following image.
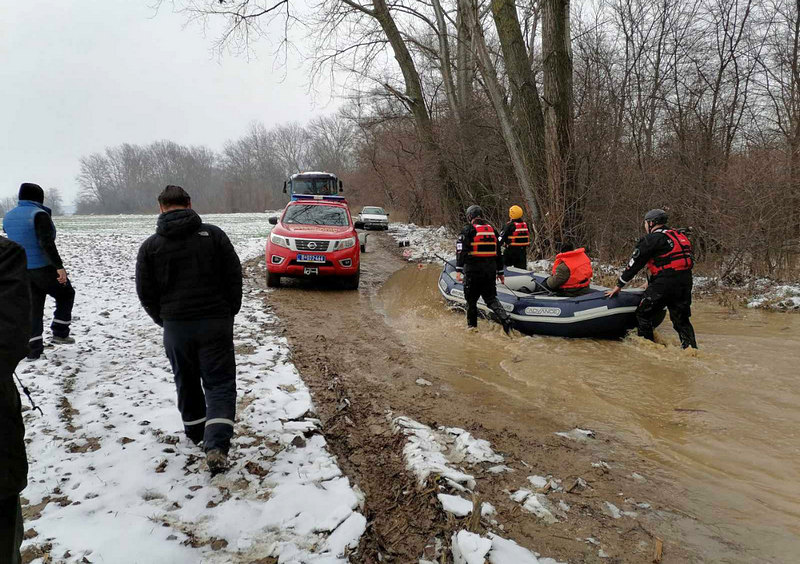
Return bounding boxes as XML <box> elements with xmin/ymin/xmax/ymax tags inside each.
<box><xmin>644</xmin><ymin>208</ymin><xmax>668</xmax><ymax>225</ymax></box>
<box><xmin>466</xmin><ymin>205</ymin><xmax>483</xmax><ymax>220</ymax></box>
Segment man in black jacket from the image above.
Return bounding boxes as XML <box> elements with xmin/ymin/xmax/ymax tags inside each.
<box><xmin>136</xmin><ymin>185</ymin><xmax>243</xmax><ymax>474</ymax></box>
<box><xmin>456</xmin><ymin>205</ymin><xmax>512</xmax><ymax>334</ymax></box>
<box><xmin>0</xmin><ymin>237</ymin><xmax>31</xmax><ymax>564</ymax></box>
<box><xmin>606</xmin><ymin>209</ymin><xmax>697</xmax><ymax>349</ymax></box>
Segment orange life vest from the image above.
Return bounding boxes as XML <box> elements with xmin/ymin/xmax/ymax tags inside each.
<box><xmin>552</xmin><ymin>248</ymin><xmax>593</xmax><ymax>289</ymax></box>
<box><xmin>647</xmin><ymin>229</ymin><xmax>694</xmax><ymax>276</ymax></box>
<box><xmin>508</xmin><ymin>221</ymin><xmax>530</xmax><ymax>247</ymax></box>
<box><xmin>470</xmin><ymin>223</ymin><xmax>498</xmax><ymax>257</ymax></box>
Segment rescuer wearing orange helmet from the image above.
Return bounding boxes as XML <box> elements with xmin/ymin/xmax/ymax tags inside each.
<box><xmin>455</xmin><ymin>205</ymin><xmax>513</xmax><ymax>334</ymax></box>
<box><xmin>545</xmin><ymin>242</ymin><xmax>593</xmax><ymax>296</ymax></box>
<box><xmin>498</xmin><ymin>205</ymin><xmax>530</xmax><ymax>270</ymax></box>
<box><xmin>605</xmin><ymin>209</ymin><xmax>697</xmax><ymax>349</ymax></box>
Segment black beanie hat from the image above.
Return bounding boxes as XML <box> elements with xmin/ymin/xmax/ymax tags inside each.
<box><xmin>19</xmin><ymin>183</ymin><xmax>44</xmax><ymax>204</ymax></box>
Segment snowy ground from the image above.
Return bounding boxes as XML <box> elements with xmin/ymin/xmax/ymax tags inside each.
<box><xmin>16</xmin><ymin>213</ymin><xmax>366</xmax><ymax>563</ymax></box>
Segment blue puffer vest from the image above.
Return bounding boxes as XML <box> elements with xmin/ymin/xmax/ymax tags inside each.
<box><xmin>2</xmin><ymin>200</ymin><xmax>54</xmax><ymax>269</ymax></box>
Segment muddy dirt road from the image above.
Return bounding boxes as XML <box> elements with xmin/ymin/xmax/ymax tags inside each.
<box><xmin>246</xmin><ymin>232</ymin><xmax>787</xmax><ymax>563</ymax></box>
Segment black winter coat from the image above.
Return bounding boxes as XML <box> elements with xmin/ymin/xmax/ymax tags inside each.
<box><xmin>0</xmin><ymin>237</ymin><xmax>30</xmax><ymax>498</ymax></box>
<box><xmin>135</xmin><ymin>209</ymin><xmax>243</xmax><ymax>325</ymax></box>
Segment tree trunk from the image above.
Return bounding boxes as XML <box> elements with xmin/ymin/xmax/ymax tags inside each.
<box><xmin>456</xmin><ymin>8</ymin><xmax>474</xmax><ymax>119</ymax></box>
<box><xmin>542</xmin><ymin>0</ymin><xmax>576</xmax><ymax>243</ymax></box>
<box><xmin>459</xmin><ymin>0</ymin><xmax>541</xmax><ymax>222</ymax></box>
<box><xmin>431</xmin><ymin>0</ymin><xmax>461</xmax><ymax>122</ymax></box>
<box><xmin>490</xmin><ymin>0</ymin><xmax>547</xmax><ymax>224</ymax></box>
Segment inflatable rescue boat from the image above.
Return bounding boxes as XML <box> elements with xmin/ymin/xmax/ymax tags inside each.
<box><xmin>438</xmin><ymin>262</ymin><xmax>660</xmax><ymax>338</ymax></box>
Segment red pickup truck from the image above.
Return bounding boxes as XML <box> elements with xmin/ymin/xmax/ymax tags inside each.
<box><xmin>266</xmin><ymin>196</ymin><xmax>363</xmax><ymax>289</ymax></box>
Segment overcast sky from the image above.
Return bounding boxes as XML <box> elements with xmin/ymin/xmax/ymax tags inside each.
<box><xmin>0</xmin><ymin>0</ymin><xmax>334</xmax><ymax>207</ymax></box>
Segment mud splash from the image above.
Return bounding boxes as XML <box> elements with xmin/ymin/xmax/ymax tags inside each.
<box><xmin>379</xmin><ymin>264</ymin><xmax>800</xmax><ymax>562</ymax></box>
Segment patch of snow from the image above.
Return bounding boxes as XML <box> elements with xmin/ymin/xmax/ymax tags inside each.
<box><xmin>487</xmin><ymin>465</ymin><xmax>513</xmax><ymax>474</ymax></box>
<box><xmin>392</xmin><ymin>416</ymin><xmax>476</xmax><ymax>490</ymax></box>
<box><xmin>510</xmin><ymin>490</ymin><xmax>559</xmax><ymax>524</ymax></box>
<box><xmin>555</xmin><ymin>428</ymin><xmax>595</xmax><ymax>441</ymax></box>
<box><xmin>389</xmin><ymin>223</ymin><xmax>456</xmax><ymax>263</ymax></box>
<box><xmin>528</xmin><ymin>475</ymin><xmax>549</xmax><ymax>489</ymax></box>
<box><xmin>416</xmin><ymin>378</ymin><xmax>433</xmax><ymax>386</ymax></box>
<box><xmin>18</xmin><ymin>214</ymin><xmax>363</xmax><ymax>563</ymax></box>
<box><xmin>452</xmin><ymin>530</ymin><xmax>492</xmax><ymax>564</ymax></box>
<box><xmin>438</xmin><ymin>494</ymin><xmax>474</xmax><ymax>517</ymax></box>
<box><xmin>603</xmin><ymin>501</ymin><xmax>622</xmax><ymax>519</ymax></box>
<box><xmin>592</xmin><ymin>461</ymin><xmax>610</xmax><ymax>470</ymax></box>
<box><xmin>481</xmin><ymin>502</ymin><xmax>497</xmax><ymax>517</ymax></box>
<box><xmin>598</xmin><ymin>548</ymin><xmax>610</xmax><ymax>558</ymax></box>
<box><xmin>558</xmin><ymin>500</ymin><xmax>570</xmax><ymax>512</ymax></box>
<box><xmin>631</xmin><ymin>472</ymin><xmax>647</xmax><ymax>482</ymax></box>
<box><xmin>445</xmin><ymin>427</ymin><xmax>504</xmax><ymax>464</ymax></box>
<box><xmin>747</xmin><ymin>283</ymin><xmax>800</xmax><ymax>311</ymax></box>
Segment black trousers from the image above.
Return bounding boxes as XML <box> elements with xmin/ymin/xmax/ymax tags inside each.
<box><xmin>503</xmin><ymin>247</ymin><xmax>527</xmax><ymax>270</ymax></box>
<box><xmin>28</xmin><ymin>266</ymin><xmax>75</xmax><ymax>354</ymax></box>
<box><xmin>163</xmin><ymin>317</ymin><xmax>237</xmax><ymax>453</ymax></box>
<box><xmin>637</xmin><ymin>275</ymin><xmax>698</xmax><ymax>349</ymax></box>
<box><xmin>0</xmin><ymin>495</ymin><xmax>23</xmax><ymax>564</ymax></box>
<box><xmin>463</xmin><ymin>271</ymin><xmax>510</xmax><ymax>328</ymax></box>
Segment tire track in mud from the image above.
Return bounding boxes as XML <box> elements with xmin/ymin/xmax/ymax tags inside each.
<box><xmin>247</xmin><ymin>233</ymin><xmax>732</xmax><ymax>563</ymax></box>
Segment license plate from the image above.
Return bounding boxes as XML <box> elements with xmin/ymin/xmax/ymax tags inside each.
<box><xmin>297</xmin><ymin>254</ymin><xmax>325</xmax><ymax>263</ymax></box>
<box><xmin>303</xmin><ymin>267</ymin><xmax>319</xmax><ymax>275</ymax></box>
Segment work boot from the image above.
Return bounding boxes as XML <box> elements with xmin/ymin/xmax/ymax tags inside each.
<box><xmin>53</xmin><ymin>336</ymin><xmax>75</xmax><ymax>345</ymax></box>
<box><xmin>26</xmin><ymin>350</ymin><xmax>43</xmax><ymax>361</ymax></box>
<box><xmin>206</xmin><ymin>449</ymin><xmax>229</xmax><ymax>475</ymax></box>
<box><xmin>502</xmin><ymin>318</ymin><xmax>513</xmax><ymax>336</ymax></box>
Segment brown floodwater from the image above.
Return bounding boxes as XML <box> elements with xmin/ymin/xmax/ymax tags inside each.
<box><xmin>378</xmin><ymin>264</ymin><xmax>800</xmax><ymax>562</ymax></box>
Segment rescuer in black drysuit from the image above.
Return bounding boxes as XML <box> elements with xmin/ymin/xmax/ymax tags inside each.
<box><xmin>135</xmin><ymin>185</ymin><xmax>243</xmax><ymax>474</ymax></box>
<box><xmin>455</xmin><ymin>205</ymin><xmax>513</xmax><ymax>334</ymax></box>
<box><xmin>606</xmin><ymin>209</ymin><xmax>698</xmax><ymax>349</ymax></box>
<box><xmin>0</xmin><ymin>237</ymin><xmax>31</xmax><ymax>564</ymax></box>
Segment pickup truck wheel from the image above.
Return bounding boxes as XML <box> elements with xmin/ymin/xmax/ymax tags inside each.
<box><xmin>344</xmin><ymin>270</ymin><xmax>360</xmax><ymax>290</ymax></box>
<box><xmin>266</xmin><ymin>272</ymin><xmax>281</xmax><ymax>288</ymax></box>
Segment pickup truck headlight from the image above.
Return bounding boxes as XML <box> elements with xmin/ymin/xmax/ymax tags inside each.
<box><xmin>333</xmin><ymin>236</ymin><xmax>356</xmax><ymax>250</ymax></box>
<box><xmin>270</xmin><ymin>232</ymin><xmax>290</xmax><ymax>249</ymax></box>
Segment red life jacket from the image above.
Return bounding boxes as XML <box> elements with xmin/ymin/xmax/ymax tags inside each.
<box><xmin>553</xmin><ymin>248</ymin><xmax>593</xmax><ymax>289</ymax></box>
<box><xmin>508</xmin><ymin>222</ymin><xmax>530</xmax><ymax>247</ymax></box>
<box><xmin>646</xmin><ymin>229</ymin><xmax>694</xmax><ymax>276</ymax></box>
<box><xmin>470</xmin><ymin>223</ymin><xmax>498</xmax><ymax>257</ymax></box>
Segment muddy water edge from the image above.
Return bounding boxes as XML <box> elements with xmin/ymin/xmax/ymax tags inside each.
<box><xmin>249</xmin><ymin>232</ymin><xmax>793</xmax><ymax>563</ymax></box>
<box><xmin>380</xmin><ymin>261</ymin><xmax>800</xmax><ymax>563</ymax></box>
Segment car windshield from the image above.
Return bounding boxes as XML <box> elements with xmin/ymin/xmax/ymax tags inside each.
<box><xmin>362</xmin><ymin>207</ymin><xmax>386</xmax><ymax>215</ymax></box>
<box><xmin>283</xmin><ymin>204</ymin><xmax>349</xmax><ymax>226</ymax></box>
<box><xmin>291</xmin><ymin>177</ymin><xmax>338</xmax><ymax>195</ymax></box>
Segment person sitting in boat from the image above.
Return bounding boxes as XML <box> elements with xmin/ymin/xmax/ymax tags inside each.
<box><xmin>545</xmin><ymin>242</ymin><xmax>593</xmax><ymax>296</ymax></box>
<box><xmin>498</xmin><ymin>205</ymin><xmax>530</xmax><ymax>270</ymax></box>
<box><xmin>455</xmin><ymin>205</ymin><xmax>513</xmax><ymax>335</ymax></box>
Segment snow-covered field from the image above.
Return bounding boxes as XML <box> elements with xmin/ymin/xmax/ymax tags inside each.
<box><xmin>16</xmin><ymin>213</ymin><xmax>366</xmax><ymax>563</ymax></box>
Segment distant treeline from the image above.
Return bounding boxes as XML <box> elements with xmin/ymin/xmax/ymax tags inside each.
<box><xmin>75</xmin><ymin>117</ymin><xmax>356</xmax><ymax>215</ymax></box>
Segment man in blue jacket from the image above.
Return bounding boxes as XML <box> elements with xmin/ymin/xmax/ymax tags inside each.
<box><xmin>2</xmin><ymin>183</ymin><xmax>75</xmax><ymax>360</ymax></box>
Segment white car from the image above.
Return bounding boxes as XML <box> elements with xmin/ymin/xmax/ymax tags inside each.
<box><xmin>357</xmin><ymin>206</ymin><xmax>390</xmax><ymax>230</ymax></box>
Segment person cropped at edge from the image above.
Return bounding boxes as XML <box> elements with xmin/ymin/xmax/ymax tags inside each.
<box><xmin>545</xmin><ymin>242</ymin><xmax>593</xmax><ymax>296</ymax></box>
<box><xmin>498</xmin><ymin>205</ymin><xmax>530</xmax><ymax>270</ymax></box>
<box><xmin>2</xmin><ymin>183</ymin><xmax>75</xmax><ymax>360</ymax></box>
<box><xmin>456</xmin><ymin>205</ymin><xmax>513</xmax><ymax>334</ymax></box>
<box><xmin>605</xmin><ymin>209</ymin><xmax>697</xmax><ymax>349</ymax></box>
<box><xmin>135</xmin><ymin>185</ymin><xmax>243</xmax><ymax>474</ymax></box>
<box><xmin>0</xmin><ymin>237</ymin><xmax>32</xmax><ymax>564</ymax></box>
